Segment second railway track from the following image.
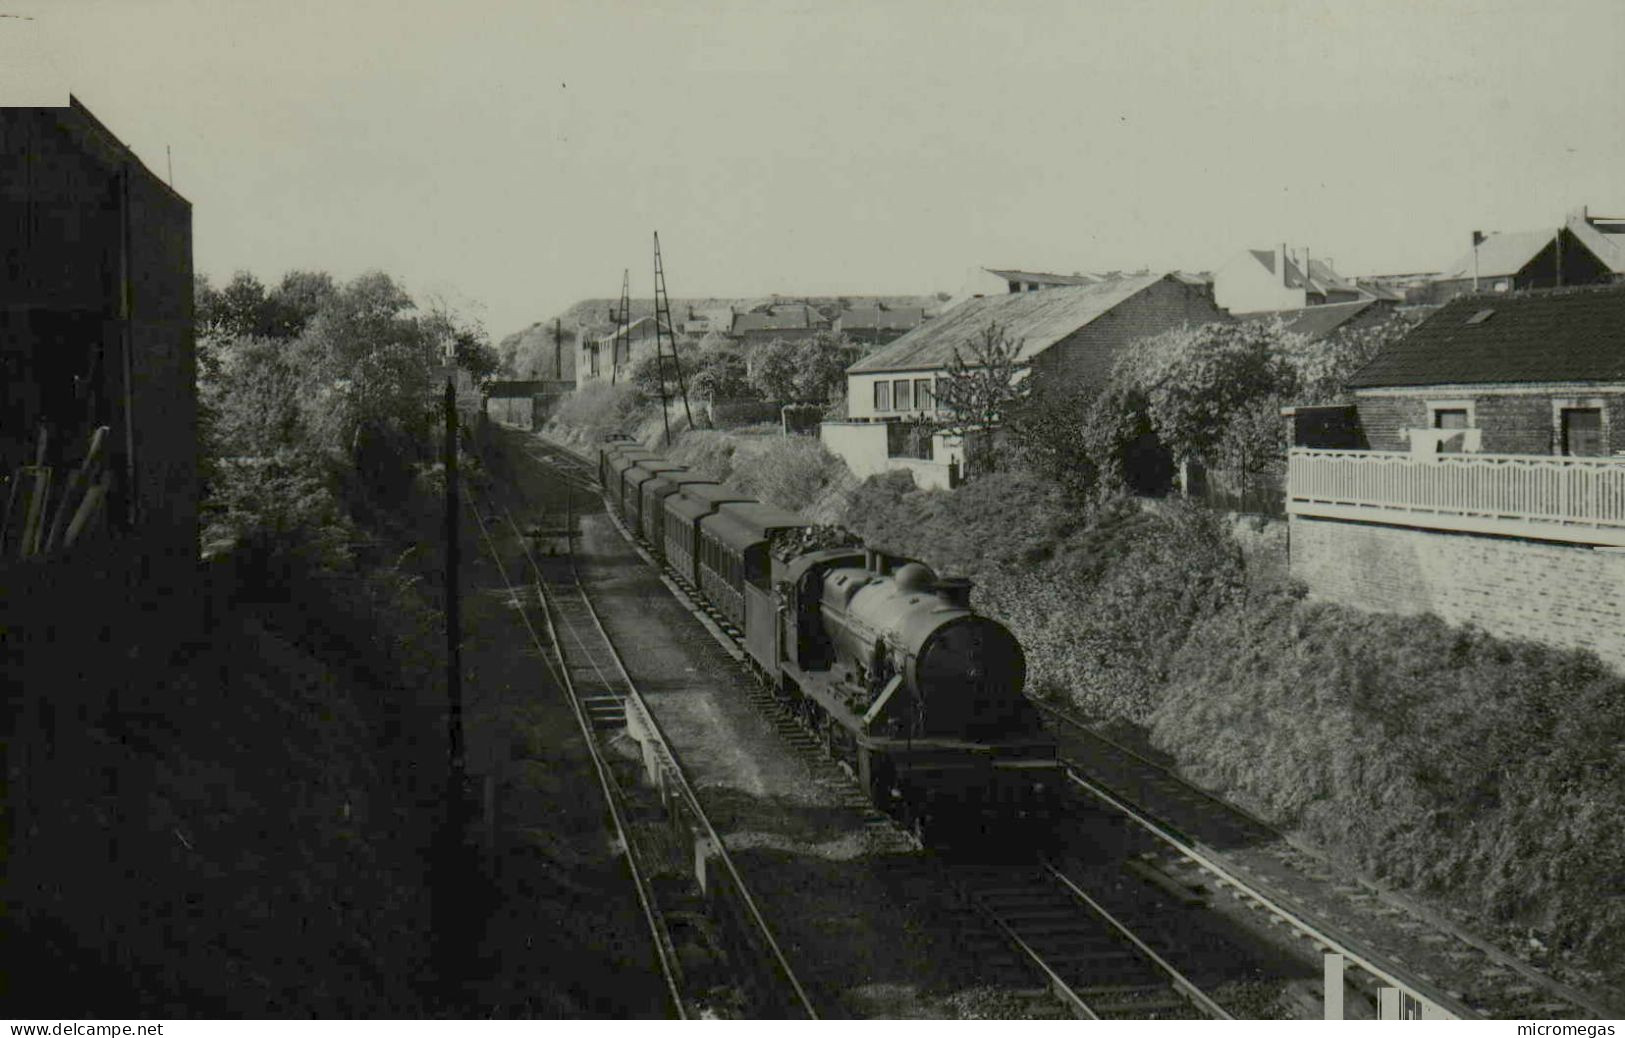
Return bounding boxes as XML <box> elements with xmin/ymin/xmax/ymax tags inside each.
<box><xmin>466</xmin><ymin>463</ymin><xmax>817</xmax><ymax>1019</ymax></box>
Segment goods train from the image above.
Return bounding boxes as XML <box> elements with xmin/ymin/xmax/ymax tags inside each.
<box><xmin>597</xmin><ymin>438</ymin><xmax>1061</xmax><ymax>844</ymax></box>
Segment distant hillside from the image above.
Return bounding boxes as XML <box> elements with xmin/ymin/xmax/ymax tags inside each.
<box><xmin>498</xmin><ymin>293</ymin><xmax>948</xmax><ymax>379</ymax></box>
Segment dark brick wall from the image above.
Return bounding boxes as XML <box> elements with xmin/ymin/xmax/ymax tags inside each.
<box><xmin>1032</xmin><ymin>279</ymin><xmax>1232</xmax><ymax>387</ymax></box>
<box><xmin>1355</xmin><ymin>389</ymin><xmax>1625</xmax><ymax>454</ymax></box>
<box><xmin>1</xmin><ymin>101</ymin><xmax>196</xmax><ymax>605</ymax></box>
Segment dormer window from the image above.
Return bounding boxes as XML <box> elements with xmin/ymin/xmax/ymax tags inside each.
<box><xmin>1465</xmin><ymin>308</ymin><xmax>1495</xmax><ymax>325</ymax></box>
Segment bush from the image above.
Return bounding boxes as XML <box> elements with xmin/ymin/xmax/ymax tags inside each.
<box><xmin>1152</xmin><ymin>591</ymin><xmax>1625</xmax><ymax>967</ymax></box>
<box><xmin>729</xmin><ymin>436</ymin><xmax>853</xmax><ymax>516</ymax></box>
<box><xmin>979</xmin><ymin>501</ymin><xmax>1244</xmax><ymax>719</ymax></box>
<box><xmin>548</xmin><ymin>380</ymin><xmax>645</xmax><ymax>446</ymax></box>
<box><xmin>665</xmin><ymin>429</ymin><xmax>739</xmax><ymax>481</ymax></box>
<box><xmin>843</xmin><ymin>468</ymin><xmax>1087</xmax><ymax>582</ymax></box>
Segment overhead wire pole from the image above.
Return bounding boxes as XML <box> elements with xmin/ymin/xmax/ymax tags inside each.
<box><xmin>652</xmin><ymin>231</ymin><xmax>695</xmax><ymax>439</ymax></box>
<box><xmin>610</xmin><ymin>269</ymin><xmax>631</xmax><ymax>386</ymax></box>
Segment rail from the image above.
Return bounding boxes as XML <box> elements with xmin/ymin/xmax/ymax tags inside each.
<box><xmin>1287</xmin><ymin>447</ymin><xmax>1625</xmax><ymax>545</ymax></box>
<box><xmin>1041</xmin><ymin>861</ymin><xmax>1232</xmax><ymax>1020</ymax></box>
<box><xmin>464</xmin><ymin>492</ymin><xmax>688</xmax><ymax>1017</ymax></box>
<box><xmin>1061</xmin><ymin>764</ymin><xmax>1472</xmax><ymax>1020</ymax></box>
<box><xmin>503</xmin><ymin>476</ymin><xmax>818</xmax><ymax>1019</ymax></box>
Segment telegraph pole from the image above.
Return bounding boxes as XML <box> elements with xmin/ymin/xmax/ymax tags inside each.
<box><xmin>444</xmin><ymin>377</ymin><xmax>463</xmax><ymax>775</ymax></box>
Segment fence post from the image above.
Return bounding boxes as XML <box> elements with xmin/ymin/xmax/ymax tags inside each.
<box><xmin>1324</xmin><ymin>953</ymin><xmax>1344</xmax><ymax>1020</ymax></box>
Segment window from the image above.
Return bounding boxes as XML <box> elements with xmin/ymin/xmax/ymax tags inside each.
<box><xmin>873</xmin><ymin>380</ymin><xmax>891</xmax><ymax>412</ymax></box>
<box><xmin>1561</xmin><ymin>408</ymin><xmax>1604</xmax><ymax>456</ymax></box>
<box><xmin>893</xmin><ymin>379</ymin><xmax>912</xmax><ymax>411</ymax></box>
<box><xmin>1433</xmin><ymin>409</ymin><xmax>1469</xmax><ymax>430</ymax></box>
<box><xmin>915</xmin><ymin>378</ymin><xmax>933</xmax><ymax>411</ymax></box>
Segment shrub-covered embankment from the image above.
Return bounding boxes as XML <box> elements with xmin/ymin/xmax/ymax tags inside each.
<box><xmin>843</xmin><ymin>469</ymin><xmax>1625</xmax><ymax>985</ymax></box>
<box><xmin>545</xmin><ymin>385</ymin><xmax>856</xmax><ymax>522</ymax></box>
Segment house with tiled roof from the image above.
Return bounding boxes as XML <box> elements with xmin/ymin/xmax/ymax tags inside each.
<box><xmin>822</xmin><ymin>274</ymin><xmax>1227</xmax><ymax>487</ymax></box>
<box><xmin>1343</xmin><ymin>285</ymin><xmax>1625</xmax><ymax>456</ymax></box>
<box><xmin>1213</xmin><ymin>245</ymin><xmax>1365</xmax><ymax>314</ymax></box>
<box><xmin>833</xmin><ymin>305</ymin><xmax>926</xmax><ymax>345</ymax></box>
<box><xmin>1286</xmin><ymin>284</ymin><xmax>1625</xmax><ymax>669</ymax></box>
<box><xmin>1427</xmin><ymin>208</ymin><xmax>1625</xmax><ymax>304</ymax></box>
<box><xmin>1245</xmin><ymin>298</ymin><xmax>1399</xmax><ymax>343</ymax></box>
<box><xmin>728</xmin><ymin>304</ymin><xmax>826</xmax><ymax>345</ymax></box>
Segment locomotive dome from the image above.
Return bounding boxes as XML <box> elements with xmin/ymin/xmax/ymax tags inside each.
<box><xmin>893</xmin><ymin>562</ymin><xmax>936</xmax><ymax>593</ymax></box>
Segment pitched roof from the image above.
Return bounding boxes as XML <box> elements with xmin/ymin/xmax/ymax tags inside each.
<box><xmin>839</xmin><ymin>306</ymin><xmax>925</xmax><ymax>331</ymax></box>
<box><xmin>984</xmin><ymin>268</ymin><xmax>1102</xmax><ymax>287</ymax></box>
<box><xmin>1346</xmin><ymin>285</ymin><xmax>1625</xmax><ymax>388</ymax></box>
<box><xmin>1439</xmin><ymin>229</ymin><xmax>1554</xmax><ymax>280</ymax></box>
<box><xmin>730</xmin><ymin>307</ymin><xmax>814</xmax><ymax>334</ymax></box>
<box><xmin>1245</xmin><ymin>249</ymin><xmax>1357</xmax><ymax>295</ymax></box>
<box><xmin>847</xmin><ymin>273</ymin><xmax>1167</xmax><ymax>374</ymax></box>
<box><xmin>1567</xmin><ymin>212</ymin><xmax>1625</xmax><ymax>274</ymax></box>
<box><xmin>1240</xmin><ymin>299</ymin><xmax>1391</xmax><ymax>341</ymax></box>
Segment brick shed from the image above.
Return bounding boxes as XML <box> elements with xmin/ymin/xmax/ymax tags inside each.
<box><xmin>1346</xmin><ymin>284</ymin><xmax>1625</xmax><ymax>457</ymax></box>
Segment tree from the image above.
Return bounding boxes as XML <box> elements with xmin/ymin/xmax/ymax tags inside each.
<box><xmin>1112</xmin><ymin>321</ymin><xmax>1297</xmax><ymax>469</ymax></box>
<box><xmin>746</xmin><ymin>337</ymin><xmax>800</xmax><ymax>401</ymax></box>
<box><xmin>688</xmin><ymin>344</ymin><xmax>751</xmax><ymax>401</ymax></box>
<box><xmin>265</xmin><ymin>270</ymin><xmax>338</xmax><ymax>339</ymax></box>
<box><xmin>628</xmin><ymin>348</ymin><xmax>698</xmax><ymax>402</ymax></box>
<box><xmin>1003</xmin><ymin>370</ymin><xmax>1100</xmax><ymax>500</ymax></box>
<box><xmin>293</xmin><ymin>271</ymin><xmax>439</xmax><ymax>468</ymax></box>
<box><xmin>1280</xmin><ymin>311</ymin><xmax>1418</xmax><ymax>405</ymax></box>
<box><xmin>933</xmin><ymin>321</ymin><xmax>1029</xmax><ymax>477</ymax></box>
<box><xmin>791</xmin><ymin>331</ymin><xmax>862</xmax><ymax>403</ymax></box>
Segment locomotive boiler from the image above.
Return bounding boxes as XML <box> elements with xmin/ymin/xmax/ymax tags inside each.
<box><xmin>597</xmin><ymin>437</ymin><xmax>1060</xmax><ymax>845</ymax></box>
<box><xmin>775</xmin><ymin>546</ymin><xmax>1060</xmax><ymax>841</ymax></box>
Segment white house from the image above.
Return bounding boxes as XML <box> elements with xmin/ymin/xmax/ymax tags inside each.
<box><xmin>822</xmin><ymin>273</ymin><xmax>1229</xmax><ymax>487</ymax></box>
<box><xmin>1213</xmin><ymin>246</ymin><xmax>1363</xmax><ymax>314</ymax></box>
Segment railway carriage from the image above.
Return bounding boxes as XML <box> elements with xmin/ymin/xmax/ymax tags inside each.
<box><xmin>607</xmin><ymin>449</ymin><xmax>663</xmax><ymax>517</ymax></box>
<box><xmin>640</xmin><ymin>472</ymin><xmax>720</xmax><ymax>549</ymax></box>
<box><xmin>698</xmin><ymin>503</ymin><xmax>810</xmax><ymax>636</ymax></box>
<box><xmin>662</xmin><ymin>483</ymin><xmax>756</xmax><ymax>588</ymax></box>
<box><xmin>597</xmin><ymin>436</ymin><xmax>641</xmax><ymax>489</ymax></box>
<box><xmin>621</xmin><ymin>460</ymin><xmax>687</xmax><ymax>533</ymax></box>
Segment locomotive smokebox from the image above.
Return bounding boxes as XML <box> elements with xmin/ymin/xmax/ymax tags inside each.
<box><xmin>935</xmin><ymin>577</ymin><xmax>973</xmax><ymax>609</ymax></box>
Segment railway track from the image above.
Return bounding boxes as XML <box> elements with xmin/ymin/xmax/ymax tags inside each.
<box><xmin>955</xmin><ymin>860</ymin><xmax>1231</xmax><ymax>1020</ymax></box>
<box><xmin>516</xmin><ymin>433</ymin><xmax>1268</xmax><ymax>1019</ymax></box>
<box><xmin>1039</xmin><ymin>705</ymin><xmax>1616</xmax><ymax>1020</ymax></box>
<box><xmin>464</xmin><ymin>465</ymin><xmax>817</xmax><ymax>1019</ymax></box>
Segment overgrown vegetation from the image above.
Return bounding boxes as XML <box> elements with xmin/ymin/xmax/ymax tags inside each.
<box><xmin>71</xmin><ymin>268</ymin><xmax>490</xmax><ymax>1013</ymax></box>
<box><xmin>843</xmin><ymin>468</ymin><xmax>1625</xmax><ymax>980</ymax></box>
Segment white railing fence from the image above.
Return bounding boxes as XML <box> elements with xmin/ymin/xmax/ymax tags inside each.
<box><xmin>1288</xmin><ymin>448</ymin><xmax>1625</xmax><ymax>535</ymax></box>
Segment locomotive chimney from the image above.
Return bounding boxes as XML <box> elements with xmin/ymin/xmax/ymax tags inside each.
<box><xmin>935</xmin><ymin>577</ymin><xmax>973</xmax><ymax>608</ymax></box>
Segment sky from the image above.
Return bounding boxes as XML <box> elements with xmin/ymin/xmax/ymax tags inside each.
<box><xmin>4</xmin><ymin>0</ymin><xmax>1625</xmax><ymax>340</ymax></box>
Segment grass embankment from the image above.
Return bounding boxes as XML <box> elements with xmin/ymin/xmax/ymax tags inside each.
<box><xmin>8</xmin><ymin>474</ymin><xmax>451</xmax><ymax>1016</ymax></box>
<box><xmin>844</xmin><ymin>469</ymin><xmax>1625</xmax><ymax>987</ymax></box>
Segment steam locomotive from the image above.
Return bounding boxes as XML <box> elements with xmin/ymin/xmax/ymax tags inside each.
<box><xmin>598</xmin><ymin>439</ymin><xmax>1060</xmax><ymax>843</ymax></box>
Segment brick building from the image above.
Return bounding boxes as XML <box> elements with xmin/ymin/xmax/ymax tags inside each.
<box><xmin>832</xmin><ymin>305</ymin><xmax>926</xmax><ymax>345</ymax></box>
<box><xmin>1286</xmin><ymin>285</ymin><xmax>1625</xmax><ymax>670</ymax></box>
<box><xmin>1426</xmin><ymin>208</ymin><xmax>1625</xmax><ymax>304</ymax></box>
<box><xmin>824</xmin><ymin>273</ymin><xmax>1229</xmax><ymax>487</ymax></box>
<box><xmin>2</xmin><ymin>97</ymin><xmax>196</xmax><ymax>584</ymax></box>
<box><xmin>578</xmin><ymin>314</ymin><xmax>661</xmax><ymax>384</ymax></box>
<box><xmin>1345</xmin><ymin>285</ymin><xmax>1625</xmax><ymax>456</ymax></box>
<box><xmin>728</xmin><ymin>304</ymin><xmax>825</xmax><ymax>345</ymax></box>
